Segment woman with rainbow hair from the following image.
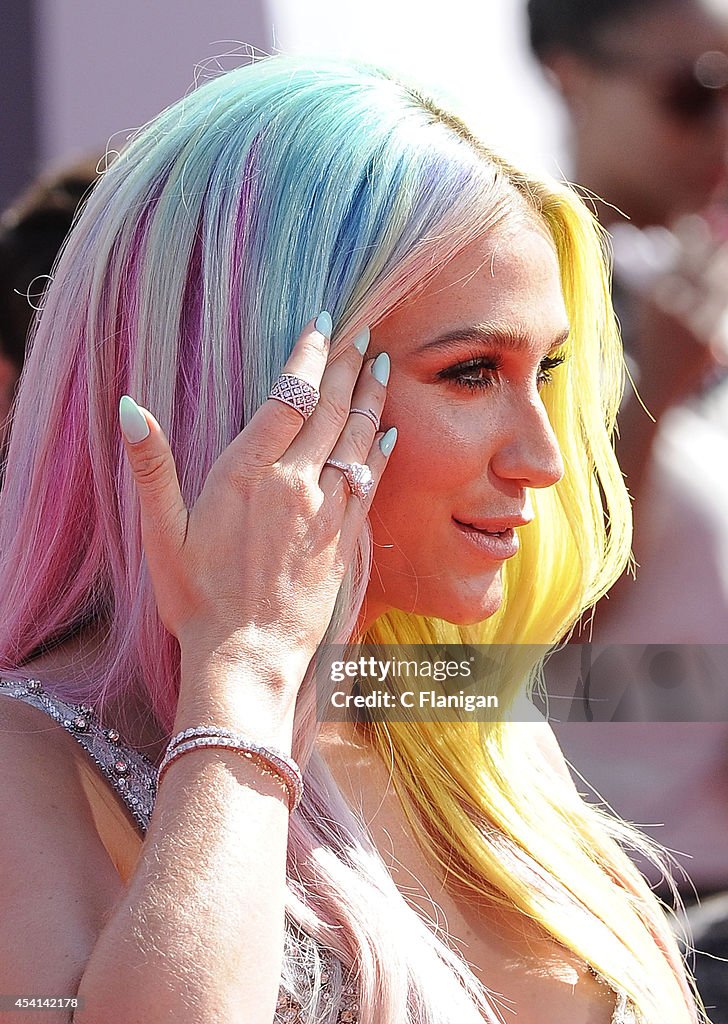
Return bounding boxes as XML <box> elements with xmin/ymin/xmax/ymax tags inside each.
<box><xmin>0</xmin><ymin>55</ymin><xmax>706</xmax><ymax>1023</ymax></box>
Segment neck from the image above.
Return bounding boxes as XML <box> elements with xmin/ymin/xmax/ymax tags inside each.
<box><xmin>355</xmin><ymin>590</ymin><xmax>388</xmax><ymax>638</ymax></box>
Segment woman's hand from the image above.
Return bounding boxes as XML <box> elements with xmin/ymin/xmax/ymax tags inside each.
<box><xmin>118</xmin><ymin>314</ymin><xmax>395</xmax><ymax>687</ymax></box>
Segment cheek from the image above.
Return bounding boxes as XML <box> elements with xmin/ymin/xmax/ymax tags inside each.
<box><xmin>371</xmin><ymin>400</ymin><xmax>496</xmax><ymax>527</ymax></box>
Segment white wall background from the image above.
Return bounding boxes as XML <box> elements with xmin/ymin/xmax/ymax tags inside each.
<box><xmin>270</xmin><ymin>0</ymin><xmax>569</xmax><ymax>178</ymax></box>
<box><xmin>34</xmin><ymin>0</ymin><xmax>568</xmax><ymax>179</ymax></box>
<box><xmin>35</xmin><ymin>0</ymin><xmax>273</xmax><ymax>166</ymax></box>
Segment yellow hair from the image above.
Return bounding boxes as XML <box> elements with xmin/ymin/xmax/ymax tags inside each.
<box><xmin>362</xmin><ymin>178</ymin><xmax>705</xmax><ymax>1022</ymax></box>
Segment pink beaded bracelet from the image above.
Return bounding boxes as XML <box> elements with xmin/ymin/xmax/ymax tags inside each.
<box><xmin>158</xmin><ymin>725</ymin><xmax>304</xmax><ymax>812</ymax></box>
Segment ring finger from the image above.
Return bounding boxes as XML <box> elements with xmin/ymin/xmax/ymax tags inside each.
<box><xmin>319</xmin><ymin>351</ymin><xmax>391</xmax><ymax>502</ymax></box>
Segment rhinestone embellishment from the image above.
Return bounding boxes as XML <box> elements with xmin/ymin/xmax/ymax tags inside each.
<box><xmin>323</xmin><ymin>458</ymin><xmax>375</xmax><ymax>500</ymax></box>
<box><xmin>268</xmin><ymin>373</ymin><xmax>320</xmax><ymax>420</ymax></box>
<box><xmin>0</xmin><ymin>675</ymin><xmax>641</xmax><ymax>1024</ymax></box>
<box><xmin>348</xmin><ymin>463</ymin><xmax>374</xmax><ymax>498</ymax></box>
<box><xmin>0</xmin><ymin>677</ymin><xmax>156</xmax><ymax>833</ymax></box>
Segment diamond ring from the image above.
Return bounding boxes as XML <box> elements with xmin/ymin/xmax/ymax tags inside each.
<box><xmin>324</xmin><ymin>458</ymin><xmax>375</xmax><ymax>500</ymax></box>
<box><xmin>268</xmin><ymin>373</ymin><xmax>320</xmax><ymax>420</ymax></box>
<box><xmin>350</xmin><ymin>407</ymin><xmax>380</xmax><ymax>431</ymax></box>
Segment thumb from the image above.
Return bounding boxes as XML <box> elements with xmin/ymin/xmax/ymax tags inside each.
<box><xmin>118</xmin><ymin>395</ymin><xmax>187</xmax><ymax>551</ymax></box>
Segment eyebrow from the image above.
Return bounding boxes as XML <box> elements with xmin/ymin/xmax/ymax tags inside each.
<box><xmin>415</xmin><ymin>322</ymin><xmax>571</xmax><ymax>357</ymax></box>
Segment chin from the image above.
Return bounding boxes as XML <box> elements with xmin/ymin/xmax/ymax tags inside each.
<box><xmin>440</xmin><ymin>597</ymin><xmax>503</xmax><ymax>626</ymax></box>
<box><xmin>416</xmin><ymin>575</ymin><xmax>505</xmax><ymax>625</ymax></box>
<box><xmin>365</xmin><ymin>569</ymin><xmax>504</xmax><ymax>628</ymax></box>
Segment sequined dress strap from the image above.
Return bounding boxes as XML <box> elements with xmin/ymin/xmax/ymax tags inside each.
<box><xmin>0</xmin><ymin>676</ymin><xmax>157</xmax><ymax>832</ymax></box>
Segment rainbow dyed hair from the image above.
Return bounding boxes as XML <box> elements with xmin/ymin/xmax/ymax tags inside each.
<box><xmin>0</xmin><ymin>55</ymin><xmax>704</xmax><ymax>1022</ymax></box>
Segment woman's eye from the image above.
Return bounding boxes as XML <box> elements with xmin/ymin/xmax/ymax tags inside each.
<box><xmin>536</xmin><ymin>353</ymin><xmax>566</xmax><ymax>387</ymax></box>
<box><xmin>444</xmin><ymin>357</ymin><xmax>500</xmax><ymax>390</ymax></box>
<box><xmin>438</xmin><ymin>352</ymin><xmax>566</xmax><ymax>391</ymax></box>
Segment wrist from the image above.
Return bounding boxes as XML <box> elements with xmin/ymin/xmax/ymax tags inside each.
<box><xmin>179</xmin><ymin>623</ymin><xmax>311</xmax><ymax>678</ymax></box>
<box><xmin>175</xmin><ymin>645</ymin><xmax>302</xmax><ymax>747</ymax></box>
<box><xmin>158</xmin><ymin>725</ymin><xmax>304</xmax><ymax>810</ymax></box>
<box><xmin>180</xmin><ymin>631</ymin><xmax>309</xmax><ymax>687</ymax></box>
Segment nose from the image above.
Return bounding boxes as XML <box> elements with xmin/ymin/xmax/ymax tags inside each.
<box><xmin>490</xmin><ymin>396</ymin><xmax>564</xmax><ymax>490</ymax></box>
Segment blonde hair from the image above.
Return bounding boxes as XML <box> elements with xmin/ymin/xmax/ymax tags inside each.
<box><xmin>362</xmin><ymin>173</ymin><xmax>702</xmax><ymax>1021</ymax></box>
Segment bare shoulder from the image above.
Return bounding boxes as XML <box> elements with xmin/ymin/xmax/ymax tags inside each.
<box><xmin>0</xmin><ymin>695</ymin><xmax>126</xmax><ymax>1015</ymax></box>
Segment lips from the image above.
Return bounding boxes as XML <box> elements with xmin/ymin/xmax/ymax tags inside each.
<box><xmin>453</xmin><ymin>515</ymin><xmax>533</xmax><ymax>532</ymax></box>
<box><xmin>452</xmin><ymin>518</ymin><xmax>521</xmax><ymax>560</ymax></box>
<box><xmin>457</xmin><ymin>521</ymin><xmax>509</xmax><ymax>536</ymax></box>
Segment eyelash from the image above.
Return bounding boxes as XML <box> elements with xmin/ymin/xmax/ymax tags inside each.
<box><xmin>439</xmin><ymin>353</ymin><xmax>567</xmax><ymax>391</ymax></box>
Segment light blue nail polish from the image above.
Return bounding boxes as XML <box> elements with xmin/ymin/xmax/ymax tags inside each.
<box><xmin>315</xmin><ymin>310</ymin><xmax>333</xmax><ymax>339</ymax></box>
<box><xmin>352</xmin><ymin>327</ymin><xmax>370</xmax><ymax>355</ymax></box>
<box><xmin>379</xmin><ymin>426</ymin><xmax>397</xmax><ymax>456</ymax></box>
<box><xmin>371</xmin><ymin>352</ymin><xmax>390</xmax><ymax>386</ymax></box>
<box><xmin>119</xmin><ymin>395</ymin><xmax>150</xmax><ymax>444</ymax></box>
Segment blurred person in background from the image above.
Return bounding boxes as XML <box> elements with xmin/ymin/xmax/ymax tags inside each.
<box><xmin>528</xmin><ymin>0</ymin><xmax>728</xmax><ymax>1014</ymax></box>
<box><xmin>0</xmin><ymin>157</ymin><xmax>101</xmax><ymax>475</ymax></box>
<box><xmin>528</xmin><ymin>0</ymin><xmax>728</xmax><ymax>640</ymax></box>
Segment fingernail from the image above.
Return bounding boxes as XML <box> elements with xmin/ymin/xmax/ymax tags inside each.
<box><xmin>371</xmin><ymin>352</ymin><xmax>390</xmax><ymax>386</ymax></box>
<box><xmin>352</xmin><ymin>327</ymin><xmax>370</xmax><ymax>355</ymax></box>
<box><xmin>315</xmin><ymin>310</ymin><xmax>333</xmax><ymax>339</ymax></box>
<box><xmin>379</xmin><ymin>426</ymin><xmax>397</xmax><ymax>456</ymax></box>
<box><xmin>119</xmin><ymin>395</ymin><xmax>150</xmax><ymax>444</ymax></box>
